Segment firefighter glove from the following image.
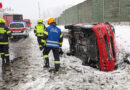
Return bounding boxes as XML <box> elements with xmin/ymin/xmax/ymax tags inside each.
<box><xmin>59</xmin><ymin>47</ymin><xmax>63</xmax><ymax>55</ymax></box>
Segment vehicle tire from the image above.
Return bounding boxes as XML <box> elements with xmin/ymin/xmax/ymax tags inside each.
<box><xmin>24</xmin><ymin>35</ymin><xmax>29</xmax><ymax>38</ymax></box>
<box><xmin>24</xmin><ymin>36</ymin><xmax>27</xmax><ymax>38</ymax></box>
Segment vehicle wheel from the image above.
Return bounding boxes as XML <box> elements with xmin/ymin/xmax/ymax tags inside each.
<box><xmin>24</xmin><ymin>35</ymin><xmax>29</xmax><ymax>38</ymax></box>
<box><xmin>24</xmin><ymin>36</ymin><xmax>27</xmax><ymax>38</ymax></box>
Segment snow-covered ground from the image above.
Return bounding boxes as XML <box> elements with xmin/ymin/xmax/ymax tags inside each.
<box><xmin>0</xmin><ymin>25</ymin><xmax>130</xmax><ymax>90</ymax></box>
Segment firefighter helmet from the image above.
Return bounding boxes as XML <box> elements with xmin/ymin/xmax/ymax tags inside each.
<box><xmin>38</xmin><ymin>19</ymin><xmax>43</xmax><ymax>23</ymax></box>
<box><xmin>0</xmin><ymin>18</ymin><xmax>6</xmax><ymax>23</ymax></box>
<box><xmin>47</xmin><ymin>18</ymin><xmax>56</xmax><ymax>25</ymax></box>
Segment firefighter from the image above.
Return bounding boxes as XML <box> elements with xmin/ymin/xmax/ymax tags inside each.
<box><xmin>41</xmin><ymin>18</ymin><xmax>63</xmax><ymax>72</ymax></box>
<box><xmin>34</xmin><ymin>19</ymin><xmax>46</xmax><ymax>50</ymax></box>
<box><xmin>0</xmin><ymin>18</ymin><xmax>13</xmax><ymax>65</ymax></box>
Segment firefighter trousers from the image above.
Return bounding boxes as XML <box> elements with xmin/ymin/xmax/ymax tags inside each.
<box><xmin>37</xmin><ymin>37</ymin><xmax>43</xmax><ymax>50</ymax></box>
<box><xmin>43</xmin><ymin>47</ymin><xmax>60</xmax><ymax>70</ymax></box>
<box><xmin>0</xmin><ymin>44</ymin><xmax>10</xmax><ymax>65</ymax></box>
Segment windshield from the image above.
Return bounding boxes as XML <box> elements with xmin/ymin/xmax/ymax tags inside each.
<box><xmin>10</xmin><ymin>23</ymin><xmax>24</xmax><ymax>28</ymax></box>
<box><xmin>25</xmin><ymin>21</ymin><xmax>30</xmax><ymax>24</ymax></box>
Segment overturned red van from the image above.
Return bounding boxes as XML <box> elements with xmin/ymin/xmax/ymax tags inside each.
<box><xmin>65</xmin><ymin>23</ymin><xmax>117</xmax><ymax>71</ymax></box>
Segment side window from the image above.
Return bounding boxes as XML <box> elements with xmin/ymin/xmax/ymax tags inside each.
<box><xmin>110</xmin><ymin>37</ymin><xmax>115</xmax><ymax>58</ymax></box>
<box><xmin>106</xmin><ymin>27</ymin><xmax>110</xmax><ymax>34</ymax></box>
<box><xmin>104</xmin><ymin>35</ymin><xmax>111</xmax><ymax>61</ymax></box>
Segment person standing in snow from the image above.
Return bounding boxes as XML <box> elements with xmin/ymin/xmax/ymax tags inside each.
<box><xmin>0</xmin><ymin>18</ymin><xmax>13</xmax><ymax>65</ymax></box>
<box><xmin>34</xmin><ymin>19</ymin><xmax>46</xmax><ymax>50</ymax></box>
<box><xmin>41</xmin><ymin>18</ymin><xmax>63</xmax><ymax>72</ymax></box>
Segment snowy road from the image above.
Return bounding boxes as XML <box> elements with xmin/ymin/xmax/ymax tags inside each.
<box><xmin>0</xmin><ymin>25</ymin><xmax>130</xmax><ymax>90</ymax></box>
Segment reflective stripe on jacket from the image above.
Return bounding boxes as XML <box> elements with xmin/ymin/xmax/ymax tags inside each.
<box><xmin>0</xmin><ymin>26</ymin><xmax>12</xmax><ymax>44</ymax></box>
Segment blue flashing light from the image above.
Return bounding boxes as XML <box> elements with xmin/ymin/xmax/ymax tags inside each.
<box><xmin>11</xmin><ymin>20</ymin><xmax>15</xmax><ymax>23</ymax></box>
<box><xmin>20</xmin><ymin>20</ymin><xmax>24</xmax><ymax>22</ymax></box>
<box><xmin>11</xmin><ymin>20</ymin><xmax>24</xmax><ymax>23</ymax></box>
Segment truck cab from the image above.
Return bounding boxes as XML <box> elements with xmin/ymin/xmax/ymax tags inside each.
<box><xmin>24</xmin><ymin>19</ymin><xmax>31</xmax><ymax>29</ymax></box>
<box><xmin>3</xmin><ymin>14</ymin><xmax>23</xmax><ymax>26</ymax></box>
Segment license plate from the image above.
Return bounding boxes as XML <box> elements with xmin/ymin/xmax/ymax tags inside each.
<box><xmin>12</xmin><ymin>31</ymin><xmax>24</xmax><ymax>33</ymax></box>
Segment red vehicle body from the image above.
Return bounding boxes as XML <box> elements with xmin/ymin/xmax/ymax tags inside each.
<box><xmin>92</xmin><ymin>23</ymin><xmax>116</xmax><ymax>71</ymax></box>
<box><xmin>65</xmin><ymin>23</ymin><xmax>117</xmax><ymax>71</ymax></box>
<box><xmin>24</xmin><ymin>19</ymin><xmax>31</xmax><ymax>28</ymax></box>
<box><xmin>3</xmin><ymin>15</ymin><xmax>13</xmax><ymax>26</ymax></box>
<box><xmin>3</xmin><ymin>14</ymin><xmax>23</xmax><ymax>26</ymax></box>
<box><xmin>0</xmin><ymin>2</ymin><xmax>2</xmax><ymax>8</ymax></box>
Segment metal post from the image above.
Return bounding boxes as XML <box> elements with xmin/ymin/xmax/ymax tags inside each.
<box><xmin>119</xmin><ymin>0</ymin><xmax>120</xmax><ymax>24</ymax></box>
<box><xmin>38</xmin><ymin>0</ymin><xmax>41</xmax><ymax>18</ymax></box>
<box><xmin>103</xmin><ymin>0</ymin><xmax>104</xmax><ymax>22</ymax></box>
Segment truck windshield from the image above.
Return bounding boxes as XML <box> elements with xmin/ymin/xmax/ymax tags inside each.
<box><xmin>25</xmin><ymin>21</ymin><xmax>30</xmax><ymax>24</ymax></box>
<box><xmin>10</xmin><ymin>23</ymin><xmax>24</xmax><ymax>28</ymax></box>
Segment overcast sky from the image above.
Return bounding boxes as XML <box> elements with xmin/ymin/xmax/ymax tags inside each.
<box><xmin>1</xmin><ymin>0</ymin><xmax>85</xmax><ymax>20</ymax></box>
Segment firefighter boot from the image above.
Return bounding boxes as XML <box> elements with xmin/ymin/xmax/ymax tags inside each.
<box><xmin>5</xmin><ymin>56</ymin><xmax>10</xmax><ymax>66</ymax></box>
<box><xmin>1</xmin><ymin>55</ymin><xmax>5</xmax><ymax>65</ymax></box>
<box><xmin>55</xmin><ymin>64</ymin><xmax>60</xmax><ymax>72</ymax></box>
<box><xmin>44</xmin><ymin>59</ymin><xmax>50</xmax><ymax>68</ymax></box>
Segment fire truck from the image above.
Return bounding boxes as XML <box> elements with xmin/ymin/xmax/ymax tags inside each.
<box><xmin>65</xmin><ymin>23</ymin><xmax>117</xmax><ymax>71</ymax></box>
<box><xmin>24</xmin><ymin>19</ymin><xmax>31</xmax><ymax>28</ymax></box>
<box><xmin>3</xmin><ymin>13</ymin><xmax>23</xmax><ymax>26</ymax></box>
<box><xmin>0</xmin><ymin>2</ymin><xmax>4</xmax><ymax>18</ymax></box>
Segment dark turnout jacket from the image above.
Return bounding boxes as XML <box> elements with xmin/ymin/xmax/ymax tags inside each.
<box><xmin>0</xmin><ymin>23</ymin><xmax>12</xmax><ymax>44</ymax></box>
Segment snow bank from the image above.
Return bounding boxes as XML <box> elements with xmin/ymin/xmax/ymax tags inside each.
<box><xmin>1</xmin><ymin>25</ymin><xmax>130</xmax><ymax>90</ymax></box>
<box><xmin>115</xmin><ymin>25</ymin><xmax>130</xmax><ymax>64</ymax></box>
